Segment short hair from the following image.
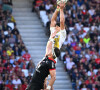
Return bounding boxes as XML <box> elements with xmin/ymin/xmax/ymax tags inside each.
<box><xmin>54</xmin><ymin>47</ymin><xmax>60</xmax><ymax>57</ymax></box>
<box><xmin>56</xmin><ymin>22</ymin><xmax>60</xmax><ymax>27</ymax></box>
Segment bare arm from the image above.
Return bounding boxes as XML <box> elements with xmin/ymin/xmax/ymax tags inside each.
<box><xmin>60</xmin><ymin>2</ymin><xmax>65</xmax><ymax>30</ymax></box>
<box><xmin>50</xmin><ymin>6</ymin><xmax>60</xmax><ymax>27</ymax></box>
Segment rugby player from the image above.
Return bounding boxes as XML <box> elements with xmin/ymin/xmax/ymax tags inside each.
<box><xmin>50</xmin><ymin>2</ymin><xmax>66</xmax><ymax>53</ymax></box>
<box><xmin>44</xmin><ymin>2</ymin><xmax>66</xmax><ymax>90</ymax></box>
<box><xmin>26</xmin><ymin>28</ymin><xmax>60</xmax><ymax>90</ymax></box>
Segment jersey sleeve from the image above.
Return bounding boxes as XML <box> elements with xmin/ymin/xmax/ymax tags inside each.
<box><xmin>48</xmin><ymin>61</ymin><xmax>56</xmax><ymax>71</ymax></box>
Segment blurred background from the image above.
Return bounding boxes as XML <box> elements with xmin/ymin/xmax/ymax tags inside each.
<box><xmin>0</xmin><ymin>0</ymin><xmax>100</xmax><ymax>90</ymax></box>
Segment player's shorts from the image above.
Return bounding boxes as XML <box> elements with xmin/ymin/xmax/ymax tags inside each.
<box><xmin>26</xmin><ymin>71</ymin><xmax>44</xmax><ymax>90</ymax></box>
<box><xmin>26</xmin><ymin>83</ymin><xmax>43</xmax><ymax>90</ymax></box>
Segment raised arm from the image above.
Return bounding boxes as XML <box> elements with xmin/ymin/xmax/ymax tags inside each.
<box><xmin>60</xmin><ymin>2</ymin><xmax>65</xmax><ymax>30</ymax></box>
<box><xmin>50</xmin><ymin>6</ymin><xmax>60</xmax><ymax>27</ymax></box>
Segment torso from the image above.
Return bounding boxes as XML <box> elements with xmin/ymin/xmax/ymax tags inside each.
<box><xmin>31</xmin><ymin>57</ymin><xmax>56</xmax><ymax>84</ymax></box>
<box><xmin>50</xmin><ymin>27</ymin><xmax>66</xmax><ymax>49</ymax></box>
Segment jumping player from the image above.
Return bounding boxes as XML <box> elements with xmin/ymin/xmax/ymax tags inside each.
<box><xmin>50</xmin><ymin>1</ymin><xmax>66</xmax><ymax>54</ymax></box>
<box><xmin>26</xmin><ymin>2</ymin><xmax>66</xmax><ymax>90</ymax></box>
<box><xmin>26</xmin><ymin>28</ymin><xmax>60</xmax><ymax>90</ymax></box>
<box><xmin>44</xmin><ymin>2</ymin><xmax>67</xmax><ymax>90</ymax></box>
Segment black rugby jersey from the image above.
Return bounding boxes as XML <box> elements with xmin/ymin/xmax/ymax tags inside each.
<box><xmin>31</xmin><ymin>56</ymin><xmax>56</xmax><ymax>84</ymax></box>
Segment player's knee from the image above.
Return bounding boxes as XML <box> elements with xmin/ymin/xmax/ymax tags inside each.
<box><xmin>52</xmin><ymin>76</ymin><xmax>56</xmax><ymax>81</ymax></box>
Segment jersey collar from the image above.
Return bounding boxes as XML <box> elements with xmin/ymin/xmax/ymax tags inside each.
<box><xmin>48</xmin><ymin>57</ymin><xmax>56</xmax><ymax>64</ymax></box>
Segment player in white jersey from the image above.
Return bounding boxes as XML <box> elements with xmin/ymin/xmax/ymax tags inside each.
<box><xmin>50</xmin><ymin>2</ymin><xmax>66</xmax><ymax>63</ymax></box>
<box><xmin>44</xmin><ymin>2</ymin><xmax>67</xmax><ymax>90</ymax></box>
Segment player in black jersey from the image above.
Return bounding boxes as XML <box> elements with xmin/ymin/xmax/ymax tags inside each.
<box><xmin>26</xmin><ymin>28</ymin><xmax>60</xmax><ymax>90</ymax></box>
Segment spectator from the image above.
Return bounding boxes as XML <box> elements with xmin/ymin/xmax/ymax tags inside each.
<box><xmin>2</xmin><ymin>21</ymin><xmax>11</xmax><ymax>31</ymax></box>
<box><xmin>45</xmin><ymin>1</ymin><xmax>53</xmax><ymax>14</ymax></box>
<box><xmin>0</xmin><ymin>76</ymin><xmax>4</xmax><ymax>90</ymax></box>
<box><xmin>0</xmin><ymin>34</ymin><xmax>5</xmax><ymax>43</ymax></box>
<box><xmin>72</xmin><ymin>26</ymin><xmax>79</xmax><ymax>35</ymax></box>
<box><xmin>0</xmin><ymin>46</ymin><xmax>2</xmax><ymax>55</ymax></box>
<box><xmin>26</xmin><ymin>73</ymin><xmax>32</xmax><ymax>84</ymax></box>
<box><xmin>14</xmin><ymin>46</ymin><xmax>21</xmax><ymax>56</ymax></box>
<box><xmin>12</xmin><ymin>76</ymin><xmax>22</xmax><ymax>89</ymax></box>
<box><xmin>21</xmin><ymin>81</ymin><xmax>27</xmax><ymax>90</ymax></box>
<box><xmin>77</xmin><ymin>0</ymin><xmax>84</xmax><ymax>7</ymax></box>
<box><xmin>65</xmin><ymin>57</ymin><xmax>75</xmax><ymax>70</ymax></box>
<box><xmin>7</xmin><ymin>13</ymin><xmax>16</xmax><ymax>23</ymax></box>
<box><xmin>9</xmin><ymin>33</ymin><xmax>15</xmax><ymax>47</ymax></box>
<box><xmin>39</xmin><ymin>3</ymin><xmax>45</xmax><ymax>11</ymax></box>
<box><xmin>66</xmin><ymin>1</ymin><xmax>71</xmax><ymax>11</ymax></box>
<box><xmin>63</xmin><ymin>51</ymin><xmax>69</xmax><ymax>61</ymax></box>
<box><xmin>91</xmin><ymin>23</ymin><xmax>97</xmax><ymax>31</ymax></box>
<box><xmin>2</xmin><ymin>38</ymin><xmax>10</xmax><ymax>50</ymax></box>
<box><xmin>83</xmin><ymin>35</ymin><xmax>90</xmax><ymax>44</ymax></box>
<box><xmin>0</xmin><ymin>2</ymin><xmax>34</xmax><ymax>89</ymax></box>
<box><xmin>5</xmin><ymin>77</ymin><xmax>12</xmax><ymax>85</ymax></box>
<box><xmin>22</xmin><ymin>50</ymin><xmax>31</xmax><ymax>61</ymax></box>
<box><xmin>11</xmin><ymin>25</ymin><xmax>19</xmax><ymax>35</ymax></box>
<box><xmin>88</xmin><ymin>7</ymin><xmax>95</xmax><ymax>16</ymax></box>
<box><xmin>5</xmin><ymin>81</ymin><xmax>14</xmax><ymax>90</ymax></box>
<box><xmin>81</xmin><ymin>84</ymin><xmax>88</xmax><ymax>90</ymax></box>
<box><xmin>27</xmin><ymin>60</ymin><xmax>35</xmax><ymax>73</ymax></box>
<box><xmin>6</xmin><ymin>46</ymin><xmax>14</xmax><ymax>56</ymax></box>
<box><xmin>9</xmin><ymin>55</ymin><xmax>15</xmax><ymax>64</ymax></box>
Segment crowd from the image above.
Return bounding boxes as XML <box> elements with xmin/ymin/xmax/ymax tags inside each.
<box><xmin>0</xmin><ymin>0</ymin><xmax>35</xmax><ymax>90</ymax></box>
<box><xmin>33</xmin><ymin>0</ymin><xmax>100</xmax><ymax>90</ymax></box>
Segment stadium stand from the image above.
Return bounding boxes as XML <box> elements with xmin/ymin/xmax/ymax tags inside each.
<box><xmin>33</xmin><ymin>0</ymin><xmax>100</xmax><ymax>90</ymax></box>
<box><xmin>0</xmin><ymin>0</ymin><xmax>35</xmax><ymax>90</ymax></box>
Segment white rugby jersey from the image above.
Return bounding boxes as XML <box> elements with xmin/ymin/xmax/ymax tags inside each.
<box><xmin>50</xmin><ymin>27</ymin><xmax>66</xmax><ymax>62</ymax></box>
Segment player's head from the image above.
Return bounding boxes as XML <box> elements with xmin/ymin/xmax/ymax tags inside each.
<box><xmin>56</xmin><ymin>22</ymin><xmax>60</xmax><ymax>27</ymax></box>
<box><xmin>53</xmin><ymin>47</ymin><xmax>60</xmax><ymax>59</ymax></box>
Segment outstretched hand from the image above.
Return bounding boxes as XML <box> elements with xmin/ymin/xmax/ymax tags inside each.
<box><xmin>60</xmin><ymin>1</ymin><xmax>66</xmax><ymax>9</ymax></box>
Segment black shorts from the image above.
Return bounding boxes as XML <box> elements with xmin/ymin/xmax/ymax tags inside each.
<box><xmin>26</xmin><ymin>82</ymin><xmax>44</xmax><ymax>90</ymax></box>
